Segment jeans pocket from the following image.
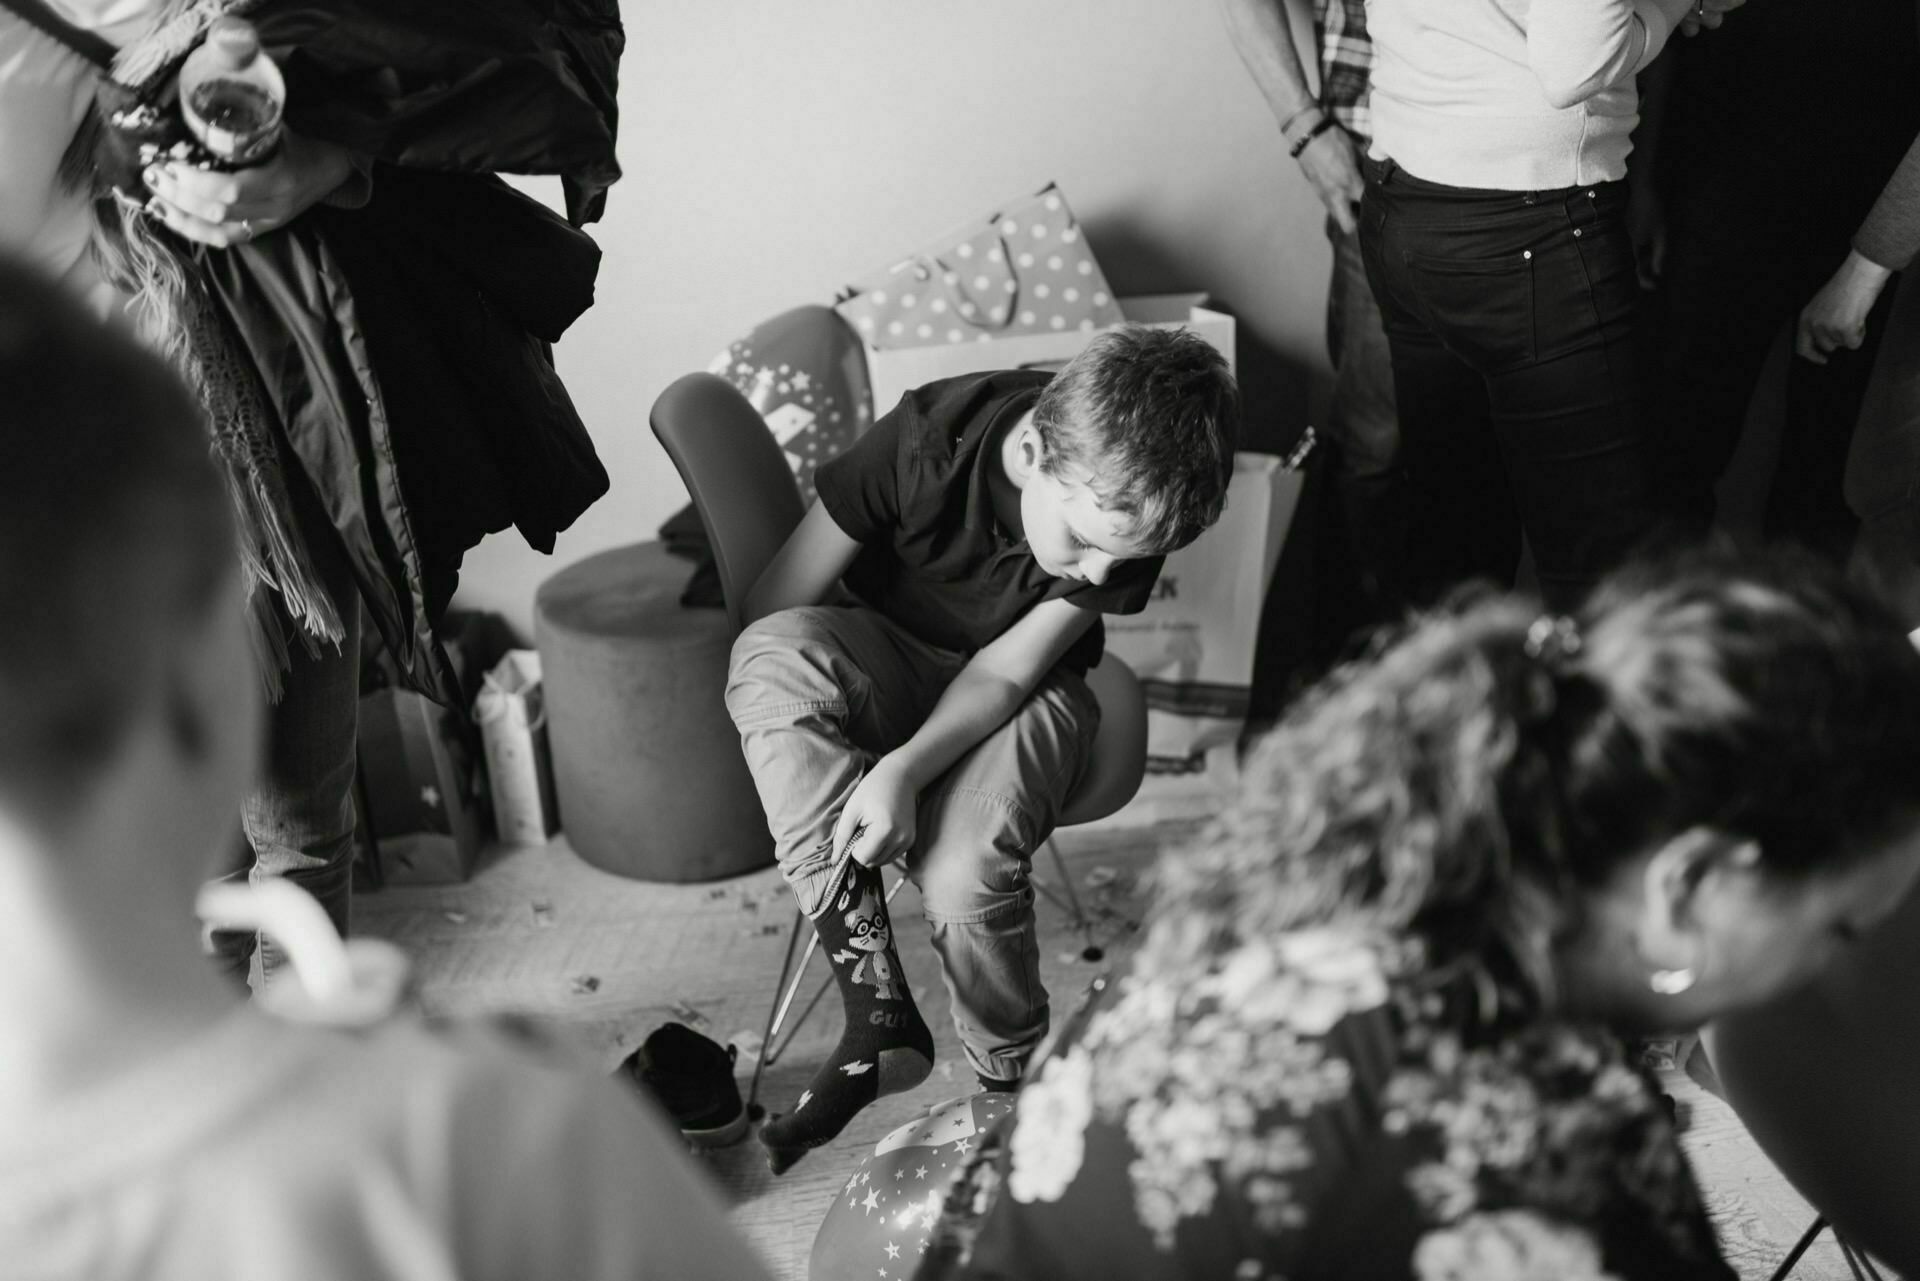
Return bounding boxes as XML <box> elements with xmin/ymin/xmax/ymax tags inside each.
<box><xmin>1401</xmin><ymin>247</ymin><xmax>1537</xmax><ymax>372</ymax></box>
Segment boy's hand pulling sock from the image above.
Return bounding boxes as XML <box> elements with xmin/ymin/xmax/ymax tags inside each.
<box><xmin>760</xmin><ymin>854</ymin><xmax>933</xmax><ymax>1173</ymax></box>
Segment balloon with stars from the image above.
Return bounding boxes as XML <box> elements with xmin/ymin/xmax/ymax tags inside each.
<box><xmin>808</xmin><ymin>1091</ymin><xmax>1017</xmax><ymax>1281</ymax></box>
<box><xmin>706</xmin><ymin>304</ymin><xmax>874</xmax><ymax>504</ymax></box>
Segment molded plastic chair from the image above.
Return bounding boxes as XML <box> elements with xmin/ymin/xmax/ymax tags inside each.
<box><xmin>649</xmin><ymin>372</ymin><xmax>1148</xmax><ymax>1106</ymax></box>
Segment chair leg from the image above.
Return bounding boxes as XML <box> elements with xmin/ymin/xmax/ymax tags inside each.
<box><xmin>744</xmin><ymin>907</ymin><xmax>808</xmax><ymax>1115</ymax></box>
<box><xmin>1033</xmin><ymin>836</ymin><xmax>1101</xmax><ymax>958</ymax></box>
<box><xmin>1835</xmin><ymin>1230</ymin><xmax>1885</xmax><ymax>1281</ymax></box>
<box><xmin>767</xmin><ymin>920</ymin><xmax>824</xmax><ymax>1046</ymax></box>
<box><xmin>1767</xmin><ymin>1216</ymin><xmax>1829</xmax><ymax>1281</ymax></box>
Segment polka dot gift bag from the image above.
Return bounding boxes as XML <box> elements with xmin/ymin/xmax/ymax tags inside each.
<box><xmin>834</xmin><ymin>184</ymin><xmax>1126</xmax><ymax>351</ymax></box>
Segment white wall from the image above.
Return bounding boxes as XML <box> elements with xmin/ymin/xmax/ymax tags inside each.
<box><xmin>456</xmin><ymin>0</ymin><xmax>1331</xmax><ymax>636</ymax></box>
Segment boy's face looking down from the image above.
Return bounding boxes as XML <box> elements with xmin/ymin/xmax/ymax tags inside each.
<box><xmin>1018</xmin><ymin>453</ymin><xmax>1153</xmax><ymax>586</ymax></box>
<box><xmin>1023</xmin><ymin>325</ymin><xmax>1241</xmax><ymax>563</ymax></box>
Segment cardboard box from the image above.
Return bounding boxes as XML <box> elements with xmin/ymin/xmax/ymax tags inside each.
<box><xmin>864</xmin><ymin>294</ymin><xmax>1235</xmax><ymax>416</ymax></box>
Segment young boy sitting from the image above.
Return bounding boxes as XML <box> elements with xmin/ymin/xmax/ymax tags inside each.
<box><xmin>0</xmin><ymin>258</ymin><xmax>772</xmax><ymax>1281</ymax></box>
<box><xmin>726</xmin><ymin>326</ymin><xmax>1240</xmax><ymax>1171</ymax></box>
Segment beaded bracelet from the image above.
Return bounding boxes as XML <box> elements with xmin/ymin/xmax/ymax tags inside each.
<box><xmin>1289</xmin><ymin>115</ymin><xmax>1339</xmax><ymax>159</ymax></box>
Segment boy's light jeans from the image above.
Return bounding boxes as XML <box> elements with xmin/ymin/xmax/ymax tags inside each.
<box><xmin>726</xmin><ymin>604</ymin><xmax>1099</xmax><ymax>1082</ymax></box>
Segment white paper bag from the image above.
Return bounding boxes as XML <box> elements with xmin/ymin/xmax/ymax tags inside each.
<box><xmin>475</xmin><ymin>650</ymin><xmax>559</xmax><ymax>845</ymax></box>
<box><xmin>1100</xmin><ymin>443</ymin><xmax>1312</xmax><ymax>824</ymax></box>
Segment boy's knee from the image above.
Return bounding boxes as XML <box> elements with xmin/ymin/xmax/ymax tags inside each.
<box><xmin>725</xmin><ymin>607</ymin><xmax>845</xmax><ymax>719</ymax></box>
<box><xmin>911</xmin><ymin>788</ymin><xmax>1036</xmax><ymax>924</ymax></box>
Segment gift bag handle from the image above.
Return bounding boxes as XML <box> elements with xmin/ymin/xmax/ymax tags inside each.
<box><xmin>884</xmin><ymin>238</ymin><xmax>1019</xmax><ymax>334</ymax></box>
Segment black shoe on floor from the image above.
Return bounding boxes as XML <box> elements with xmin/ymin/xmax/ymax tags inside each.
<box><xmin>618</xmin><ymin>1022</ymin><xmax>749</xmax><ymax>1148</ymax></box>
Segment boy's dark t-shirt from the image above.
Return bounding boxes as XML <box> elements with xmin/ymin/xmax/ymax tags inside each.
<box><xmin>813</xmin><ymin>370</ymin><xmax>1163</xmax><ymax>677</ymax></box>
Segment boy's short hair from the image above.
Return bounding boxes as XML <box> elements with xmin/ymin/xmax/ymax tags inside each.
<box><xmin>0</xmin><ymin>257</ymin><xmax>233</xmax><ymax>821</ymax></box>
<box><xmin>1030</xmin><ymin>325</ymin><xmax>1239</xmax><ymax>554</ymax></box>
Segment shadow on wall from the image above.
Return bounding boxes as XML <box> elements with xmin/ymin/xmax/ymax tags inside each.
<box><xmin>1089</xmin><ymin>212</ymin><xmax>1328</xmax><ymax>732</ymax></box>
<box><xmin>1090</xmin><ymin>213</ymin><xmax>1316</xmax><ymax>456</ymax></box>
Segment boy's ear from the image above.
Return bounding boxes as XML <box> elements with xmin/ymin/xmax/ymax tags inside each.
<box><xmin>1016</xmin><ymin>421</ymin><xmax>1044</xmax><ymax>472</ymax></box>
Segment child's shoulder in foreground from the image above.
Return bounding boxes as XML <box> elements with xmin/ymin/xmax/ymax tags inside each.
<box><xmin>0</xmin><ymin>1009</ymin><xmax>771</xmax><ymax>1281</ymax></box>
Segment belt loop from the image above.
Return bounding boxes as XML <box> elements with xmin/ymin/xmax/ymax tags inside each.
<box><xmin>1566</xmin><ymin>186</ymin><xmax>1596</xmax><ymax>228</ymax></box>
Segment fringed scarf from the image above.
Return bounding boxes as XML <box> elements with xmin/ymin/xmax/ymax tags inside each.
<box><xmin>58</xmin><ymin>0</ymin><xmax>345</xmax><ymax>700</ymax></box>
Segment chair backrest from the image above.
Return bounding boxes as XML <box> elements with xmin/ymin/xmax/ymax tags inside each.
<box><xmin>650</xmin><ymin>373</ymin><xmax>807</xmax><ymax>634</ymax></box>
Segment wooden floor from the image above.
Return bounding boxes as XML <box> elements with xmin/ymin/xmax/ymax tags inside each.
<box><xmin>353</xmin><ymin>824</ymin><xmax>1890</xmax><ymax>1281</ymax></box>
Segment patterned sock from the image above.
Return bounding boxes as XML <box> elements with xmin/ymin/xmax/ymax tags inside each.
<box><xmin>761</xmin><ymin>857</ymin><xmax>934</xmax><ymax>1173</ymax></box>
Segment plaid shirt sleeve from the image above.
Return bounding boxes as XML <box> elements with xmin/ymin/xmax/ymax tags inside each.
<box><xmin>1313</xmin><ymin>0</ymin><xmax>1374</xmax><ymax>144</ymax></box>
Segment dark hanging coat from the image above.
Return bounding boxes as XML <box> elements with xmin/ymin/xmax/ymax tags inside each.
<box><xmin>102</xmin><ymin>0</ymin><xmax>623</xmax><ymax>706</ymax></box>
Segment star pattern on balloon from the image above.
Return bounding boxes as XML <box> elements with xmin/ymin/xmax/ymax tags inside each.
<box><xmin>812</xmin><ymin>1094</ymin><xmax>1020</xmax><ymax>1278</ymax></box>
<box><xmin>716</xmin><ymin>341</ymin><xmax>862</xmax><ymax>504</ymax></box>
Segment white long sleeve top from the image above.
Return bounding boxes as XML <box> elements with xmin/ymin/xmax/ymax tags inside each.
<box><xmin>0</xmin><ymin>1</ymin><xmax>153</xmax><ymax>307</ymax></box>
<box><xmin>1365</xmin><ymin>0</ymin><xmax>1695</xmax><ymax>190</ymax></box>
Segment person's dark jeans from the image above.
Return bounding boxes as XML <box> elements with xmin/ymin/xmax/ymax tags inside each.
<box><xmin>1651</xmin><ymin>193</ymin><xmax>1899</xmax><ymax>562</ymax></box>
<box><xmin>208</xmin><ymin>486</ymin><xmax>362</xmax><ymax>989</ymax></box>
<box><xmin>1324</xmin><ymin>215</ymin><xmax>1409</xmax><ymax>622</ymax></box>
<box><xmin>1359</xmin><ymin>158</ymin><xmax>1661</xmax><ymax>611</ymax></box>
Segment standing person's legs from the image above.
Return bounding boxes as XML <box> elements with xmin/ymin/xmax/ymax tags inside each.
<box><xmin>1324</xmin><ymin>218</ymin><xmax>1408</xmax><ymax>615</ymax></box>
<box><xmin>1359</xmin><ymin>170</ymin><xmax>1520</xmax><ymax>604</ymax></box>
<box><xmin>1365</xmin><ymin>169</ymin><xmax>1659</xmax><ymax>609</ymax></box>
<box><xmin>1767</xmin><ymin>273</ymin><xmax>1902</xmax><ymax>560</ymax></box>
<box><xmin>227</xmin><ymin>489</ymin><xmax>363</xmax><ymax>985</ymax></box>
<box><xmin>1843</xmin><ymin>273</ymin><xmax>1920</xmax><ymax>625</ymax></box>
<box><xmin>1481</xmin><ymin>184</ymin><xmax>1659</xmax><ymax>609</ymax></box>
<box><xmin>904</xmin><ymin>667</ymin><xmax>1099</xmax><ymax>1086</ymax></box>
<box><xmin>1651</xmin><ymin>199</ymin><xmax>1807</xmax><ymax>534</ymax></box>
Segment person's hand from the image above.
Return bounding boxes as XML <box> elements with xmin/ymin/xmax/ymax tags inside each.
<box><xmin>1681</xmin><ymin>0</ymin><xmax>1747</xmax><ymax>37</ymax></box>
<box><xmin>831</xmin><ymin>757</ymin><xmax>919</xmax><ymax>868</ymax></box>
<box><xmin>1626</xmin><ymin>180</ymin><xmax>1667</xmax><ymax>290</ymax></box>
<box><xmin>1297</xmin><ymin>126</ymin><xmax>1366</xmax><ymax>237</ymax></box>
<box><xmin>142</xmin><ymin>128</ymin><xmax>353</xmax><ymax>248</ymax></box>
<box><xmin>1796</xmin><ymin>250</ymin><xmax>1894</xmax><ymax>364</ymax></box>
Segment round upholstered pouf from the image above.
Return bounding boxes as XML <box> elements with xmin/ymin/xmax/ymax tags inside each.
<box><xmin>535</xmin><ymin>541</ymin><xmax>772</xmax><ymax>881</ymax></box>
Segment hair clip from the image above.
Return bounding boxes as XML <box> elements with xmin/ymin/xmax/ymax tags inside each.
<box><xmin>1523</xmin><ymin>614</ymin><xmax>1582</xmax><ymax>664</ymax></box>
